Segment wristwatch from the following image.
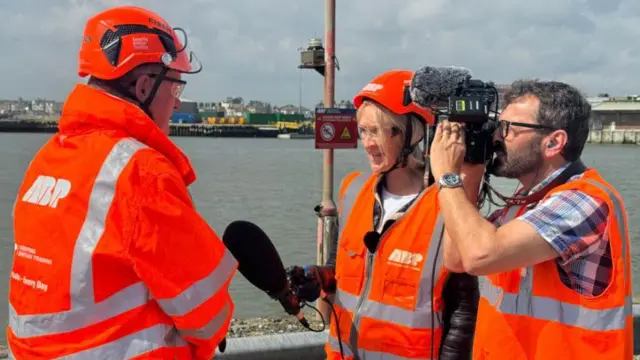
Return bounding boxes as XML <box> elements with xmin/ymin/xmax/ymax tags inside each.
<box><xmin>438</xmin><ymin>173</ymin><xmax>463</xmax><ymax>190</ymax></box>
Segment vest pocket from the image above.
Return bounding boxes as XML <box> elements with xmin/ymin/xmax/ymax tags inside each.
<box><xmin>382</xmin><ymin>340</ymin><xmax>431</xmax><ymax>358</ymax></box>
<box><xmin>382</xmin><ymin>278</ymin><xmax>418</xmax><ymax>310</ymax></box>
<box><xmin>336</xmin><ymin>240</ymin><xmax>365</xmax><ymax>280</ymax></box>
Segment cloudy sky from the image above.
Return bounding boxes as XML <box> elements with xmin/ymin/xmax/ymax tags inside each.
<box><xmin>0</xmin><ymin>0</ymin><xmax>637</xmax><ymax>107</ymax></box>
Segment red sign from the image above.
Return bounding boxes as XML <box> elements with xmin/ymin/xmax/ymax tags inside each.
<box><xmin>315</xmin><ymin>108</ymin><xmax>358</xmax><ymax>149</ymax></box>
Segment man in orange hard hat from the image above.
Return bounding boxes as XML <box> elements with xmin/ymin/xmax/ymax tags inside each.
<box><xmin>7</xmin><ymin>6</ymin><xmax>237</xmax><ymax>359</ymax></box>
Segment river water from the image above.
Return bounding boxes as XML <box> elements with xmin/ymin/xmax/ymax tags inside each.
<box><xmin>0</xmin><ymin>133</ymin><xmax>638</xmax><ymax>343</ymax></box>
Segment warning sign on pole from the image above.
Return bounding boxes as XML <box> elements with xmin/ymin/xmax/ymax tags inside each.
<box><xmin>315</xmin><ymin>108</ymin><xmax>358</xmax><ymax>149</ymax></box>
<box><xmin>340</xmin><ymin>126</ymin><xmax>351</xmax><ymax>140</ymax></box>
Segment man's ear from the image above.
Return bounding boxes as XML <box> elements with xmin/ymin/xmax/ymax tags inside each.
<box><xmin>133</xmin><ymin>75</ymin><xmax>151</xmax><ymax>102</ymax></box>
<box><xmin>543</xmin><ymin>129</ymin><xmax>568</xmax><ymax>157</ymax></box>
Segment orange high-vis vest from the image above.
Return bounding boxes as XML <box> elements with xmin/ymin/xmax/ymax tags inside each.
<box><xmin>8</xmin><ymin>84</ymin><xmax>238</xmax><ymax>359</ymax></box>
<box><xmin>473</xmin><ymin>169</ymin><xmax>633</xmax><ymax>359</ymax></box>
<box><xmin>325</xmin><ymin>171</ymin><xmax>450</xmax><ymax>359</ymax></box>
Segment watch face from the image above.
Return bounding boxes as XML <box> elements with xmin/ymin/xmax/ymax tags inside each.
<box><xmin>442</xmin><ymin>173</ymin><xmax>461</xmax><ymax>186</ymax></box>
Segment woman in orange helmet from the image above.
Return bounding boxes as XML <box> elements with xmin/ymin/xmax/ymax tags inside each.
<box><xmin>287</xmin><ymin>69</ymin><xmax>480</xmax><ymax>359</ymax></box>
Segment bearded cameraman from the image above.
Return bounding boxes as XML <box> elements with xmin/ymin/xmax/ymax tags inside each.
<box><xmin>433</xmin><ymin>79</ymin><xmax>632</xmax><ymax>360</ymax></box>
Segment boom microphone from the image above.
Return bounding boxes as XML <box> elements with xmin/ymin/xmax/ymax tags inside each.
<box><xmin>409</xmin><ymin>66</ymin><xmax>472</xmax><ymax>108</ymax></box>
<box><xmin>222</xmin><ymin>220</ymin><xmax>310</xmax><ymax>328</ymax></box>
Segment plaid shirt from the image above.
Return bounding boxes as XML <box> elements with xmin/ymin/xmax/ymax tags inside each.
<box><xmin>487</xmin><ymin>162</ymin><xmax>611</xmax><ymax>296</ymax></box>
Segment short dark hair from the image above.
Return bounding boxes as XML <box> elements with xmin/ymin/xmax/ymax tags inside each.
<box><xmin>504</xmin><ymin>79</ymin><xmax>591</xmax><ymax>161</ymax></box>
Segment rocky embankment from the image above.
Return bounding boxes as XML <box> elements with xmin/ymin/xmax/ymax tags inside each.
<box><xmin>226</xmin><ymin>313</ymin><xmax>326</xmax><ymax>338</ymax></box>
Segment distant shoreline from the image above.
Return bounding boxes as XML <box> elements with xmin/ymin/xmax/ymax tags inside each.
<box><xmin>0</xmin><ymin>119</ymin><xmax>305</xmax><ymax>138</ymax></box>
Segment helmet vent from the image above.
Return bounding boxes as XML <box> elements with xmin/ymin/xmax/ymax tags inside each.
<box><xmin>99</xmin><ymin>24</ymin><xmax>175</xmax><ymax>67</ymax></box>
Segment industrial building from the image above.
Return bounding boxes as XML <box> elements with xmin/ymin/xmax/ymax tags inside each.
<box><xmin>590</xmin><ymin>98</ymin><xmax>640</xmax><ymax>130</ymax></box>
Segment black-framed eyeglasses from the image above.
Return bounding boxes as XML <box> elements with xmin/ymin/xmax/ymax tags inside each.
<box><xmin>498</xmin><ymin>119</ymin><xmax>556</xmax><ymax>139</ymax></box>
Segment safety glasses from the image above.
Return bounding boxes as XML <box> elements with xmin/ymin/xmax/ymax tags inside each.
<box><xmin>357</xmin><ymin>126</ymin><xmax>401</xmax><ymax>139</ymax></box>
<box><xmin>147</xmin><ymin>73</ymin><xmax>186</xmax><ymax>98</ymax></box>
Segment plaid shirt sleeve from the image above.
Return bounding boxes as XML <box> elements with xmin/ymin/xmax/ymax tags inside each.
<box><xmin>517</xmin><ymin>189</ymin><xmax>611</xmax><ymax>296</ymax></box>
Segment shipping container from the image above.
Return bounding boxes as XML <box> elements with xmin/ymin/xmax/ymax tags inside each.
<box><xmin>244</xmin><ymin>113</ymin><xmax>278</xmax><ymax>125</ymax></box>
<box><xmin>198</xmin><ymin>110</ymin><xmax>225</xmax><ymax>118</ymax></box>
<box><xmin>170</xmin><ymin>112</ymin><xmax>200</xmax><ymax>124</ymax></box>
<box><xmin>176</xmin><ymin>100</ymin><xmax>198</xmax><ymax>114</ymax></box>
<box><xmin>276</xmin><ymin>113</ymin><xmax>305</xmax><ymax>122</ymax></box>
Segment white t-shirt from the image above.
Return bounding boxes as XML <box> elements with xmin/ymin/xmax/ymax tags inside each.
<box><xmin>381</xmin><ymin>187</ymin><xmax>419</xmax><ymax>224</ymax></box>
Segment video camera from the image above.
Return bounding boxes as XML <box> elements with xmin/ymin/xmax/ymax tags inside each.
<box><xmin>409</xmin><ymin>67</ymin><xmax>500</xmax><ymax>164</ymax></box>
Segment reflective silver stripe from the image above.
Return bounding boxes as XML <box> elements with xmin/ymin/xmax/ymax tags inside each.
<box><xmin>70</xmin><ymin>138</ymin><xmax>147</xmax><ymax>307</ymax></box>
<box><xmin>9</xmin><ymin>282</ymin><xmax>149</xmax><ymax>338</ymax></box>
<box><xmin>417</xmin><ymin>214</ymin><xmax>445</xmax><ymax>312</ymax></box>
<box><xmin>335</xmin><ymin>289</ymin><xmax>440</xmax><ymax>330</ymax></box>
<box><xmin>328</xmin><ymin>334</ymin><xmax>435</xmax><ymax>359</ymax></box>
<box><xmin>327</xmin><ymin>335</ymin><xmax>354</xmax><ymax>357</ymax></box>
<box><xmin>179</xmin><ymin>298</ymin><xmax>232</xmax><ymax>339</ymax></box>
<box><xmin>334</xmin><ymin>215</ymin><xmax>446</xmax><ymax>330</ymax></box>
<box><xmin>54</xmin><ymin>323</ymin><xmax>188</xmax><ymax>359</ymax></box>
<box><xmin>339</xmin><ymin>173</ymin><xmax>367</xmax><ymax>240</ymax></box>
<box><xmin>481</xmin><ymin>178</ymin><xmax>632</xmax><ymax>331</ymax></box>
<box><xmin>9</xmin><ymin>138</ymin><xmax>149</xmax><ymax>338</ymax></box>
<box><xmin>333</xmin><ymin>180</ymin><xmax>447</xmax><ymax>359</ymax></box>
<box><xmin>156</xmin><ymin>249</ymin><xmax>237</xmax><ymax>316</ymax></box>
<box><xmin>481</xmin><ymin>280</ymin><xmax>631</xmax><ymax>331</ymax></box>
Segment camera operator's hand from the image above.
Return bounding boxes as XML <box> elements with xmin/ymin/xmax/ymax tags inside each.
<box><xmin>430</xmin><ymin>120</ymin><xmax>466</xmax><ymax>181</ymax></box>
<box><xmin>286</xmin><ymin>265</ymin><xmax>336</xmax><ymax>302</ymax></box>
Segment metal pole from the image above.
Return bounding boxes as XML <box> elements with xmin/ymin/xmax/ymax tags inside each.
<box><xmin>317</xmin><ymin>0</ymin><xmax>337</xmax><ymax>322</ymax></box>
<box><xmin>298</xmin><ymin>68</ymin><xmax>302</xmax><ymax>114</ymax></box>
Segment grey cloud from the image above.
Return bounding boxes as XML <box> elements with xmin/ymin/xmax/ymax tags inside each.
<box><xmin>1</xmin><ymin>0</ymin><xmax>639</xmax><ymax>106</ymax></box>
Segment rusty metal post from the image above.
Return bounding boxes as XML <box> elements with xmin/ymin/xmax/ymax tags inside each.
<box><xmin>317</xmin><ymin>0</ymin><xmax>337</xmax><ymax>322</ymax></box>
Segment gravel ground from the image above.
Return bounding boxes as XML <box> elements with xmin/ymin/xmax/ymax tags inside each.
<box><xmin>226</xmin><ymin>312</ymin><xmax>327</xmax><ymax>338</ymax></box>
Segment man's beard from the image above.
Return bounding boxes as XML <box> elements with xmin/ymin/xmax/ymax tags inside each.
<box><xmin>490</xmin><ymin>138</ymin><xmax>543</xmax><ymax>179</ymax></box>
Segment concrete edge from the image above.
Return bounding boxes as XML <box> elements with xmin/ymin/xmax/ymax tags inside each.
<box><xmin>3</xmin><ymin>306</ymin><xmax>640</xmax><ymax>359</ymax></box>
<box><xmin>215</xmin><ymin>330</ymin><xmax>329</xmax><ymax>359</ymax></box>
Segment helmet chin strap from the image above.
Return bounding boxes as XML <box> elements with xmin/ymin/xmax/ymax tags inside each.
<box><xmin>139</xmin><ymin>67</ymin><xmax>170</xmax><ymax>118</ymax></box>
<box><xmin>99</xmin><ymin>67</ymin><xmax>169</xmax><ymax>120</ymax></box>
<box><xmin>381</xmin><ymin>117</ymin><xmax>415</xmax><ymax>176</ymax></box>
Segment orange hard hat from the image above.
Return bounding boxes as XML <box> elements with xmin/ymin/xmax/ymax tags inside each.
<box><xmin>78</xmin><ymin>6</ymin><xmax>198</xmax><ymax>80</ymax></box>
<box><xmin>353</xmin><ymin>69</ymin><xmax>435</xmax><ymax>125</ymax></box>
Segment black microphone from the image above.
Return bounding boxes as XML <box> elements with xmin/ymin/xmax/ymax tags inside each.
<box><xmin>222</xmin><ymin>220</ymin><xmax>310</xmax><ymax>328</ymax></box>
<box><xmin>409</xmin><ymin>66</ymin><xmax>472</xmax><ymax>109</ymax></box>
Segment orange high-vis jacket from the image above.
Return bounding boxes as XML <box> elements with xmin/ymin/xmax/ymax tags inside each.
<box><xmin>473</xmin><ymin>169</ymin><xmax>633</xmax><ymax>359</ymax></box>
<box><xmin>325</xmin><ymin>171</ymin><xmax>450</xmax><ymax>359</ymax></box>
<box><xmin>8</xmin><ymin>84</ymin><xmax>238</xmax><ymax>360</ymax></box>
